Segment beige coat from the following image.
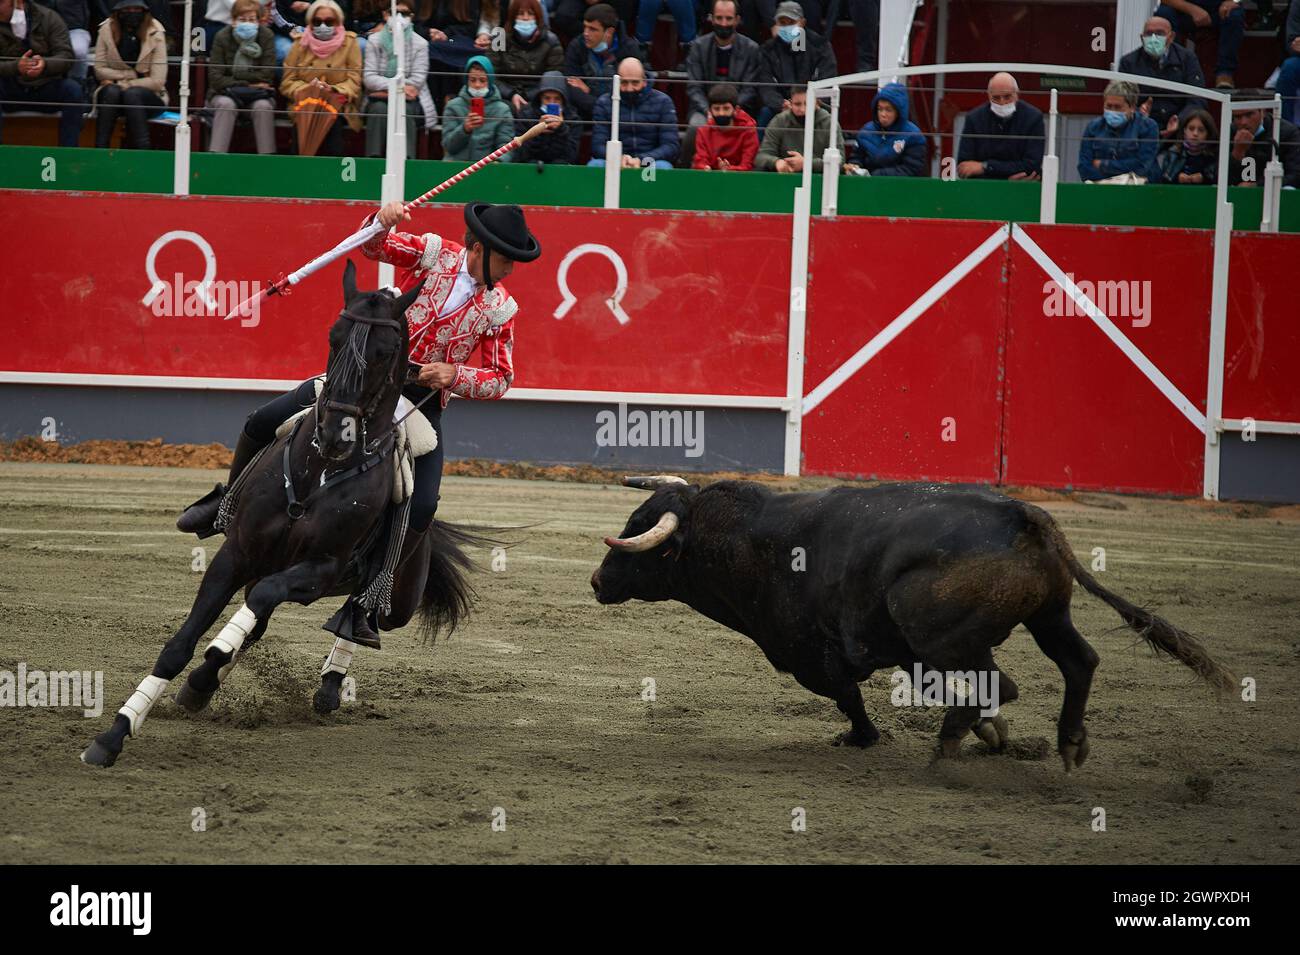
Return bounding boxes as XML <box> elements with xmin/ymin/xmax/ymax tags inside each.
<box><xmin>280</xmin><ymin>34</ymin><xmax>364</xmax><ymax>132</ymax></box>
<box><xmin>93</xmin><ymin>19</ymin><xmax>169</xmax><ymax>104</ymax></box>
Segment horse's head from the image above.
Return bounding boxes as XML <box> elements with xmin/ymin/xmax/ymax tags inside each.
<box><xmin>314</xmin><ymin>260</ymin><xmax>419</xmax><ymax>464</ymax></box>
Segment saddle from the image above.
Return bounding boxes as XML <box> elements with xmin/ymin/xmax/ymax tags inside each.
<box><xmin>274</xmin><ymin>379</ymin><xmax>438</xmax><ymax>504</ymax></box>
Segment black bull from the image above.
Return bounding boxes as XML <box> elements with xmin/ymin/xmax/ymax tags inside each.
<box><xmin>591</xmin><ymin>478</ymin><xmax>1236</xmax><ymax>771</ymax></box>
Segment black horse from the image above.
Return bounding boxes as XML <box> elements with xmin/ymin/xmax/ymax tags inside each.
<box><xmin>83</xmin><ymin>262</ymin><xmax>481</xmax><ymax>767</ymax></box>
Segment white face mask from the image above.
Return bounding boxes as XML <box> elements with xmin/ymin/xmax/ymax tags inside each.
<box><xmin>990</xmin><ymin>100</ymin><xmax>1015</xmax><ymax>119</ymax></box>
<box><xmin>11</xmin><ymin>7</ymin><xmax>28</xmax><ymax>40</ymax></box>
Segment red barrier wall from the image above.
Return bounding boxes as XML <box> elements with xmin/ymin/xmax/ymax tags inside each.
<box><xmin>1</xmin><ymin>191</ymin><xmax>790</xmax><ymax>397</ymax></box>
<box><xmin>1002</xmin><ymin>224</ymin><xmax>1212</xmax><ymax>496</ymax></box>
<box><xmin>4</xmin><ymin>190</ymin><xmax>1296</xmax><ymax>495</ymax></box>
<box><xmin>803</xmin><ymin>218</ymin><xmax>1008</xmax><ymax>483</ymax></box>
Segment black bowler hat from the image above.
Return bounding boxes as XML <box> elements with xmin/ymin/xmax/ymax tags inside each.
<box><xmin>464</xmin><ymin>202</ymin><xmax>541</xmax><ymax>264</ymax></box>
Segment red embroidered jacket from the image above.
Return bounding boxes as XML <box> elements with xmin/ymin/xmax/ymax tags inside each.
<box><xmin>360</xmin><ymin>215</ymin><xmax>518</xmax><ymax>408</ymax></box>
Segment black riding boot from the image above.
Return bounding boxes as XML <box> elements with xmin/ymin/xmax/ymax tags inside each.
<box><xmin>176</xmin><ymin>428</ymin><xmax>265</xmax><ymax>538</ymax></box>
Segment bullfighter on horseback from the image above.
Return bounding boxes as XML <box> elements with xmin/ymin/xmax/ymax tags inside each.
<box><xmin>176</xmin><ymin>200</ymin><xmax>541</xmax><ymax>648</ymax></box>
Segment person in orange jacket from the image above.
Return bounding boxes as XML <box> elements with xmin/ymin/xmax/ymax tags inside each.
<box><xmin>692</xmin><ymin>82</ymin><xmax>759</xmax><ymax>170</ymax></box>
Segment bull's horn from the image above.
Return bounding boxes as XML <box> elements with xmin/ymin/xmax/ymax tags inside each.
<box><xmin>604</xmin><ymin>511</ymin><xmax>680</xmax><ymax>552</ymax></box>
<box><xmin>621</xmin><ymin>475</ymin><xmax>689</xmax><ymax>490</ymax></box>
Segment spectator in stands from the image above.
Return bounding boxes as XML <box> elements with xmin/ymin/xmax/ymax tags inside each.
<box><xmin>515</xmin><ymin>67</ymin><xmax>578</xmax><ymax>163</ymax></box>
<box><xmin>739</xmin><ymin>0</ymin><xmax>823</xmax><ymax>40</ymax></box>
<box><xmin>207</xmin><ymin>0</ymin><xmax>278</xmax><ymax>154</ymax></box>
<box><xmin>30</xmin><ymin>0</ymin><xmax>89</xmax><ymax>82</ymax></box>
<box><xmin>685</xmin><ymin>0</ymin><xmax>764</xmax><ymax>129</ymax></box>
<box><xmin>0</xmin><ymin>0</ymin><xmax>84</xmax><ymax>147</ymax></box>
<box><xmin>1154</xmin><ymin>108</ymin><xmax>1218</xmax><ymax>183</ymax></box>
<box><xmin>279</xmin><ymin>0</ymin><xmax>362</xmax><ymax>156</ymax></box>
<box><xmin>758</xmin><ymin>2</ymin><xmax>837</xmax><ymax>129</ymax></box>
<box><xmin>754</xmin><ymin>84</ymin><xmax>845</xmax><ymax>172</ymax></box>
<box><xmin>552</xmin><ymin>0</ymin><xmax>632</xmax><ymax>43</ymax></box>
<box><xmin>1153</xmin><ymin>0</ymin><xmax>1243</xmax><ymax>89</ymax></box>
<box><xmin>93</xmin><ymin>0</ymin><xmax>167</xmax><ymax>149</ymax></box>
<box><xmin>424</xmin><ymin>0</ymin><xmax>500</xmax><ymax>107</ymax></box>
<box><xmin>1117</xmin><ymin>16</ymin><xmax>1206</xmax><ymax>139</ymax></box>
<box><xmin>441</xmin><ymin>53</ymin><xmax>515</xmax><ymax>160</ymax></box>
<box><xmin>850</xmin><ymin>0</ymin><xmax>879</xmax><ymax>74</ymax></box>
<box><xmin>855</xmin><ymin>81</ymin><xmax>924</xmax><ymax>176</ymax></box>
<box><xmin>363</xmin><ymin>1</ymin><xmax>436</xmax><ymax>157</ymax></box>
<box><xmin>634</xmin><ymin>0</ymin><xmax>695</xmax><ymax>66</ymax></box>
<box><xmin>1275</xmin><ymin>0</ymin><xmax>1299</xmax><ymax>124</ymax></box>
<box><xmin>348</xmin><ymin>0</ymin><xmax>387</xmax><ymax>50</ymax></box>
<box><xmin>89</xmin><ymin>0</ymin><xmax>174</xmax><ymax>43</ymax></box>
<box><xmin>956</xmin><ymin>71</ymin><xmax>1044</xmax><ymax>180</ymax></box>
<box><xmin>1227</xmin><ymin>87</ymin><xmax>1300</xmax><ymax>187</ymax></box>
<box><xmin>692</xmin><ymin>82</ymin><xmax>758</xmax><ymax>169</ymax></box>
<box><xmin>490</xmin><ymin>0</ymin><xmax>563</xmax><ymax>114</ymax></box>
<box><xmin>1077</xmin><ymin>80</ymin><xmax>1159</xmax><ymax>182</ymax></box>
<box><xmin>270</xmin><ymin>0</ymin><xmax>311</xmax><ymax>63</ymax></box>
<box><xmin>588</xmin><ymin>56</ymin><xmax>679</xmax><ymax>168</ymax></box>
<box><xmin>561</xmin><ymin>2</ymin><xmax>645</xmax><ymax>121</ymax></box>
<box><xmin>204</xmin><ymin>0</ymin><xmax>238</xmax><ymax>52</ymax></box>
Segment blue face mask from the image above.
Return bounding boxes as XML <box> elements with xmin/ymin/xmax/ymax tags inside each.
<box><xmin>514</xmin><ymin>19</ymin><xmax>537</xmax><ymax>38</ymax></box>
<box><xmin>233</xmin><ymin>22</ymin><xmax>258</xmax><ymax>41</ymax></box>
<box><xmin>1103</xmin><ymin>109</ymin><xmax>1128</xmax><ymax>128</ymax></box>
<box><xmin>592</xmin><ymin>39</ymin><xmax>608</xmax><ymax>53</ymax></box>
<box><xmin>778</xmin><ymin>24</ymin><xmax>801</xmax><ymax>44</ymax></box>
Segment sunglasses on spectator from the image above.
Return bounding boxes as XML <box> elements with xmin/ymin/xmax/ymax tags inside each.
<box><xmin>312</xmin><ymin>18</ymin><xmax>338</xmax><ymax>26</ymax></box>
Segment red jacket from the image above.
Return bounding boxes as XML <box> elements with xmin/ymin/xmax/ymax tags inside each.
<box><xmin>692</xmin><ymin>108</ymin><xmax>759</xmax><ymax>171</ymax></box>
<box><xmin>359</xmin><ymin>215</ymin><xmax>516</xmax><ymax>408</ymax></box>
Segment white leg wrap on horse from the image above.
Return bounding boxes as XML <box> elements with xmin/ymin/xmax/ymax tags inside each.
<box><xmin>322</xmin><ymin>638</ymin><xmax>358</xmax><ymax>677</ymax></box>
<box><xmin>208</xmin><ymin>604</ymin><xmax>258</xmax><ymax>660</ymax></box>
<box><xmin>118</xmin><ymin>675</ymin><xmax>170</xmax><ymax>736</ymax></box>
<box><xmin>218</xmin><ymin>651</ymin><xmax>243</xmax><ymax>683</ymax></box>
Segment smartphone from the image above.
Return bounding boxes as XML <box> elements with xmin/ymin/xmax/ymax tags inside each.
<box><xmin>542</xmin><ymin>102</ymin><xmax>561</xmax><ymax>117</ymax></box>
<box><xmin>470</xmin><ymin>97</ymin><xmax>485</xmax><ymax>117</ymax></box>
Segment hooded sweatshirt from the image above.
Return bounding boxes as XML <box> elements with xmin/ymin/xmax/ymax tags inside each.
<box><xmin>693</xmin><ymin>107</ymin><xmax>759</xmax><ymax>170</ymax></box>
<box><xmin>441</xmin><ymin>54</ymin><xmax>516</xmax><ymax>162</ymax></box>
<box><xmin>856</xmin><ymin>82</ymin><xmax>926</xmax><ymax>176</ymax></box>
<box><xmin>516</xmin><ymin>69</ymin><xmax>579</xmax><ymax>164</ymax></box>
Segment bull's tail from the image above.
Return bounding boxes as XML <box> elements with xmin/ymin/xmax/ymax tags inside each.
<box><xmin>1032</xmin><ymin>509</ymin><xmax>1237</xmax><ymax>694</ymax></box>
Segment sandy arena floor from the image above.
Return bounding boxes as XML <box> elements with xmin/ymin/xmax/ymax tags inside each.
<box><xmin>0</xmin><ymin>462</ymin><xmax>1296</xmax><ymax>863</ymax></box>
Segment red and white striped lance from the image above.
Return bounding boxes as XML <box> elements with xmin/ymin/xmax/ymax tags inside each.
<box><xmin>223</xmin><ymin>119</ymin><xmax>552</xmax><ymax>321</ymax></box>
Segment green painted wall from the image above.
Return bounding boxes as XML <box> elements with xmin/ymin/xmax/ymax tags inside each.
<box><xmin>2</xmin><ymin>144</ymin><xmax>1295</xmax><ymax>232</ymax></box>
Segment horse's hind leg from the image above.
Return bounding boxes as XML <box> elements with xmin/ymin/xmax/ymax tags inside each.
<box><xmin>183</xmin><ymin>559</ymin><xmax>339</xmax><ymax>706</ymax></box>
<box><xmin>314</xmin><ymin>637</ymin><xmax>359</xmax><ymax>714</ymax></box>
<box><xmin>82</xmin><ymin>544</ymin><xmax>247</xmax><ymax>767</ymax></box>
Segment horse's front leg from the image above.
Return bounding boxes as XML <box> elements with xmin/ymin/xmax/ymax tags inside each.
<box><xmin>82</xmin><ymin>543</ymin><xmax>249</xmax><ymax>767</ymax></box>
<box><xmin>180</xmin><ymin>558</ymin><xmax>342</xmax><ymax>710</ymax></box>
<box><xmin>314</xmin><ymin>637</ymin><xmax>359</xmax><ymax>714</ymax></box>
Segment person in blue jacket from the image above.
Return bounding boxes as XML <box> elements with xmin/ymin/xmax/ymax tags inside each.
<box><xmin>855</xmin><ymin>81</ymin><xmax>926</xmax><ymax>176</ymax></box>
<box><xmin>1078</xmin><ymin>80</ymin><xmax>1160</xmax><ymax>182</ymax></box>
<box><xmin>588</xmin><ymin>57</ymin><xmax>680</xmax><ymax>169</ymax></box>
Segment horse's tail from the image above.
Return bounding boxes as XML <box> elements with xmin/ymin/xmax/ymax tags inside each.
<box><xmin>416</xmin><ymin>521</ymin><xmax>505</xmax><ymax>642</ymax></box>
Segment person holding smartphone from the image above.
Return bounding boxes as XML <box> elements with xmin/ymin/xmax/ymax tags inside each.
<box><xmin>515</xmin><ymin>69</ymin><xmax>578</xmax><ymax>164</ymax></box>
<box><xmin>439</xmin><ymin>53</ymin><xmax>515</xmax><ymax>161</ymax></box>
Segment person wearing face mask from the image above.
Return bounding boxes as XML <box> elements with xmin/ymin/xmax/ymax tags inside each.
<box><xmin>685</xmin><ymin>0</ymin><xmax>764</xmax><ymax>129</ymax></box>
<box><xmin>92</xmin><ymin>0</ymin><xmax>168</xmax><ymax>149</ymax></box>
<box><xmin>207</xmin><ymin>0</ymin><xmax>278</xmax><ymax>153</ymax></box>
<box><xmin>440</xmin><ymin>54</ymin><xmax>516</xmax><ymax>160</ymax></box>
<box><xmin>1155</xmin><ymin>109</ymin><xmax>1218</xmax><ymax>184</ymax></box>
<box><xmin>1117</xmin><ymin>16</ymin><xmax>1206</xmax><ymax>140</ymax></box>
<box><xmin>1227</xmin><ymin>87</ymin><xmax>1300</xmax><ymax>188</ymax></box>
<box><xmin>956</xmin><ymin>72</ymin><xmax>1045</xmax><ymax>180</ymax></box>
<box><xmin>855</xmin><ymin>80</ymin><xmax>926</xmax><ymax>177</ymax></box>
<box><xmin>0</xmin><ymin>0</ymin><xmax>85</xmax><ymax>148</ymax></box>
<box><xmin>488</xmin><ymin>0</ymin><xmax>562</xmax><ymax>114</ymax></box>
<box><xmin>362</xmin><ymin>2</ymin><xmax>437</xmax><ymax>156</ymax></box>
<box><xmin>587</xmin><ymin>56</ymin><xmax>679</xmax><ymax>169</ymax></box>
<box><xmin>560</xmin><ymin>2</ymin><xmax>646</xmax><ymax>122</ymax></box>
<box><xmin>1077</xmin><ymin>80</ymin><xmax>1160</xmax><ymax>183</ymax></box>
<box><xmin>691</xmin><ymin>82</ymin><xmax>758</xmax><ymax>170</ymax></box>
<box><xmin>758</xmin><ymin>2</ymin><xmax>837</xmax><ymax>131</ymax></box>
<box><xmin>279</xmin><ymin>0</ymin><xmax>362</xmax><ymax>155</ymax></box>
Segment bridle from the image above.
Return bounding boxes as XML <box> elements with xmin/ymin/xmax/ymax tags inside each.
<box><xmin>313</xmin><ymin>308</ymin><xmax>406</xmax><ymax>459</ymax></box>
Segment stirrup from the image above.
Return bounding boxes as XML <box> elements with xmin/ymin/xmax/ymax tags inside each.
<box><xmin>176</xmin><ymin>483</ymin><xmax>226</xmax><ymax>539</ymax></box>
